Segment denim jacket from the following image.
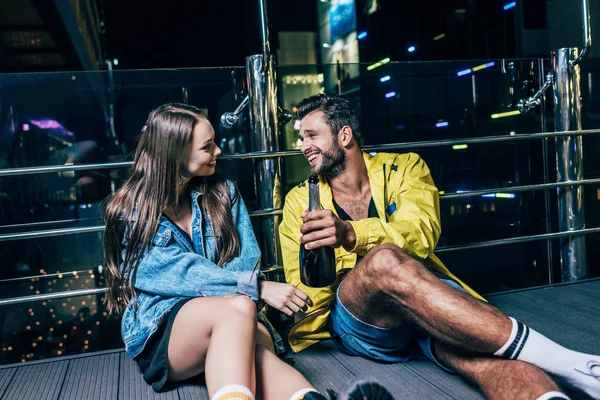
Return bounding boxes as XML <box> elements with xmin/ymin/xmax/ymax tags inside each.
<box><xmin>121</xmin><ymin>180</ymin><xmax>285</xmax><ymax>359</ymax></box>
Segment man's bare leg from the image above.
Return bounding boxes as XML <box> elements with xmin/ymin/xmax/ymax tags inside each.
<box><xmin>338</xmin><ymin>244</ymin><xmax>600</xmax><ymax>398</ymax></box>
<box><xmin>434</xmin><ymin>341</ymin><xmax>568</xmax><ymax>400</ymax></box>
<box><xmin>339</xmin><ymin>244</ymin><xmax>510</xmax><ymax>352</ymax></box>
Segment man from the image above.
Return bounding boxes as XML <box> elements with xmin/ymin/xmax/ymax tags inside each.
<box><xmin>279</xmin><ymin>94</ymin><xmax>600</xmax><ymax>399</ymax></box>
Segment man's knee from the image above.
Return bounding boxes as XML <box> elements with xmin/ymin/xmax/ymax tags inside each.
<box><xmin>365</xmin><ymin>244</ymin><xmax>423</xmax><ymax>277</ymax></box>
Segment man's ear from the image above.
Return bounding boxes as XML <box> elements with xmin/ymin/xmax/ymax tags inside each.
<box><xmin>338</xmin><ymin>125</ymin><xmax>353</xmax><ymax>147</ymax></box>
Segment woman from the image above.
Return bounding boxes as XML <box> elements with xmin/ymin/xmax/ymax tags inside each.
<box><xmin>102</xmin><ymin>103</ymin><xmax>325</xmax><ymax>400</ymax></box>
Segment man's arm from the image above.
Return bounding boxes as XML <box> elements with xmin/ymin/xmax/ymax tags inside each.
<box><xmin>347</xmin><ymin>153</ymin><xmax>441</xmax><ymax>260</ymax></box>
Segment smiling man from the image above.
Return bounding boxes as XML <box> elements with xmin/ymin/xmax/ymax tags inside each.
<box><xmin>279</xmin><ymin>94</ymin><xmax>600</xmax><ymax>399</ymax></box>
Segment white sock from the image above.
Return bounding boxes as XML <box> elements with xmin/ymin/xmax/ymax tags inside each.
<box><xmin>495</xmin><ymin>317</ymin><xmax>600</xmax><ymax>398</ymax></box>
<box><xmin>288</xmin><ymin>388</ymin><xmax>320</xmax><ymax>400</ymax></box>
<box><xmin>211</xmin><ymin>384</ymin><xmax>254</xmax><ymax>400</ymax></box>
<box><xmin>536</xmin><ymin>391</ymin><xmax>570</xmax><ymax>400</ymax></box>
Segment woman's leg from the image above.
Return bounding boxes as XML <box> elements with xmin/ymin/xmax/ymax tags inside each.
<box><xmin>255</xmin><ymin>344</ymin><xmax>317</xmax><ymax>400</ymax></box>
<box><xmin>256</xmin><ymin>322</ymin><xmax>275</xmax><ymax>353</ymax></box>
<box><xmin>254</xmin><ymin>325</ymin><xmax>319</xmax><ymax>400</ymax></box>
<box><xmin>167</xmin><ymin>296</ymin><xmax>258</xmax><ymax>397</ymax></box>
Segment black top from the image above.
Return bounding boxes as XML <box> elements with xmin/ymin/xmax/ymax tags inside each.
<box><xmin>163</xmin><ymin>214</ymin><xmax>194</xmax><ymax>249</ymax></box>
<box><xmin>332</xmin><ymin>197</ymin><xmax>379</xmax><ymax>265</ymax></box>
<box><xmin>333</xmin><ymin>197</ymin><xmax>379</xmax><ymax>221</ymax></box>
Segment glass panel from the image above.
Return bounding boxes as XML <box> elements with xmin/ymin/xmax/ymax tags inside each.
<box><xmin>0</xmin><ymin>67</ymin><xmax>248</xmax><ymax>365</ymax></box>
<box><xmin>0</xmin><ymin>67</ymin><xmax>248</xmax><ymax>225</ymax></box>
<box><xmin>6</xmin><ymin>58</ymin><xmax>596</xmax><ymax>364</ymax></box>
<box><xmin>0</xmin><ymin>231</ymin><xmax>116</xmax><ymax>365</ymax></box>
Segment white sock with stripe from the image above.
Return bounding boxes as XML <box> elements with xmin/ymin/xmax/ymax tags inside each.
<box><xmin>536</xmin><ymin>391</ymin><xmax>570</xmax><ymax>400</ymax></box>
<box><xmin>494</xmin><ymin>317</ymin><xmax>600</xmax><ymax>398</ymax></box>
<box><xmin>211</xmin><ymin>384</ymin><xmax>254</xmax><ymax>400</ymax></box>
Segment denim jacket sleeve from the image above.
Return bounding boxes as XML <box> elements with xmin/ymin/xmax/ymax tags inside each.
<box><xmin>132</xmin><ymin>184</ymin><xmax>263</xmax><ymax>300</ymax></box>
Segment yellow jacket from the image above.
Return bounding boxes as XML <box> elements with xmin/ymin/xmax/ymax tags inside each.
<box><xmin>279</xmin><ymin>151</ymin><xmax>485</xmax><ymax>353</ymax></box>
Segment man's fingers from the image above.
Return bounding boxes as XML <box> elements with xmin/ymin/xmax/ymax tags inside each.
<box><xmin>303</xmin><ymin>238</ymin><xmax>336</xmax><ymax>250</ymax></box>
<box><xmin>300</xmin><ymin>226</ymin><xmax>336</xmax><ymax>243</ymax></box>
<box><xmin>300</xmin><ymin>219</ymin><xmax>334</xmax><ymax>234</ymax></box>
<box><xmin>301</xmin><ymin>209</ymin><xmax>334</xmax><ymax>224</ymax></box>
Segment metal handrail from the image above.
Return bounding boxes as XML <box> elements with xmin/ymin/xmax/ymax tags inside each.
<box><xmin>0</xmin><ymin>288</ymin><xmax>107</xmax><ymax>307</ymax></box>
<box><xmin>248</xmin><ymin>207</ymin><xmax>284</xmax><ymax>217</ymax></box>
<box><xmin>2</xmin><ymin>128</ymin><xmax>600</xmax><ymax>177</ymax></box>
<box><xmin>3</xmin><ymin>226</ymin><xmax>600</xmax><ymax>307</ymax></box>
<box><xmin>440</xmin><ymin>178</ymin><xmax>600</xmax><ymax>199</ymax></box>
<box><xmin>363</xmin><ymin>128</ymin><xmax>600</xmax><ymax>152</ymax></box>
<box><xmin>0</xmin><ymin>226</ymin><xmax>105</xmax><ymax>242</ymax></box>
<box><xmin>571</xmin><ymin>0</ymin><xmax>592</xmax><ymax>65</ymax></box>
<box><xmin>435</xmin><ymin>227</ymin><xmax>600</xmax><ymax>253</ymax></box>
<box><xmin>5</xmin><ymin>178</ymin><xmax>600</xmax><ymax>242</ymax></box>
<box><xmin>0</xmin><ymin>161</ymin><xmax>133</xmax><ymax>177</ymax></box>
<box><xmin>0</xmin><ymin>269</ymin><xmax>92</xmax><ymax>284</ymax></box>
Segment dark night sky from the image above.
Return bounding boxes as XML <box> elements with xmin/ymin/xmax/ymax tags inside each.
<box><xmin>104</xmin><ymin>0</ymin><xmax>318</xmax><ymax>69</ymax></box>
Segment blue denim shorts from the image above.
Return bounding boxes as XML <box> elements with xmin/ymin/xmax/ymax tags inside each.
<box><xmin>329</xmin><ymin>271</ymin><xmax>468</xmax><ymax>371</ymax></box>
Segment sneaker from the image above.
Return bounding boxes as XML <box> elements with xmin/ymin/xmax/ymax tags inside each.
<box><xmin>304</xmin><ymin>392</ymin><xmax>329</xmax><ymax>400</ymax></box>
<box><xmin>571</xmin><ymin>359</ymin><xmax>600</xmax><ymax>398</ymax></box>
<box><xmin>336</xmin><ymin>377</ymin><xmax>395</xmax><ymax>400</ymax></box>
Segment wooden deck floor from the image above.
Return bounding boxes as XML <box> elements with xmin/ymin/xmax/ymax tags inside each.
<box><xmin>1</xmin><ymin>279</ymin><xmax>599</xmax><ymax>399</ymax></box>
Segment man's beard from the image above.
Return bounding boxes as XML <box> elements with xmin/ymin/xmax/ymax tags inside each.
<box><xmin>314</xmin><ymin>141</ymin><xmax>347</xmax><ymax>178</ymax></box>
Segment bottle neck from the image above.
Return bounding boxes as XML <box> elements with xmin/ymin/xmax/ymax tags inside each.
<box><xmin>308</xmin><ymin>182</ymin><xmax>320</xmax><ymax>211</ymax></box>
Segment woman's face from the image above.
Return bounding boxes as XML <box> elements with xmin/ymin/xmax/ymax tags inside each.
<box><xmin>181</xmin><ymin>118</ymin><xmax>222</xmax><ymax>178</ymax></box>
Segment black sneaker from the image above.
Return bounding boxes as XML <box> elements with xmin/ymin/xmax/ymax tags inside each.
<box><xmin>303</xmin><ymin>390</ymin><xmax>330</xmax><ymax>400</ymax></box>
<box><xmin>336</xmin><ymin>378</ymin><xmax>395</xmax><ymax>400</ymax></box>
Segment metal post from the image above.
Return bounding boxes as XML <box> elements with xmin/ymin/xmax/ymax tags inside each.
<box><xmin>246</xmin><ymin>54</ymin><xmax>282</xmax><ymax>272</ymax></box>
<box><xmin>572</xmin><ymin>0</ymin><xmax>591</xmax><ymax>65</ymax></box>
<box><xmin>538</xmin><ymin>58</ymin><xmax>553</xmax><ymax>284</ymax></box>
<box><xmin>257</xmin><ymin>0</ymin><xmax>271</xmax><ymax>71</ymax></box>
<box><xmin>552</xmin><ymin>48</ymin><xmax>588</xmax><ymax>281</ymax></box>
<box><xmin>246</xmin><ymin>0</ymin><xmax>282</xmax><ymax>276</ymax></box>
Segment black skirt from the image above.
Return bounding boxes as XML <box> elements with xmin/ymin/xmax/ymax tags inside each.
<box><xmin>134</xmin><ymin>299</ymin><xmax>191</xmax><ymax>392</ymax></box>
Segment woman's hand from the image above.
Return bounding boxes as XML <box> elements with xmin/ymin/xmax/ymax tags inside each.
<box><xmin>259</xmin><ymin>280</ymin><xmax>313</xmax><ymax>316</ymax></box>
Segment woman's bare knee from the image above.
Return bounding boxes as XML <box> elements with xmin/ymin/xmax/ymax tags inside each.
<box><xmin>227</xmin><ymin>295</ymin><xmax>258</xmax><ymax>319</ymax></box>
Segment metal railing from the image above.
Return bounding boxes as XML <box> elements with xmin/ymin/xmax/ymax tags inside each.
<box><xmin>2</xmin><ymin>128</ymin><xmax>600</xmax><ymax>178</ymax></box>
<box><xmin>3</xmin><ymin>224</ymin><xmax>600</xmax><ymax>307</ymax></box>
<box><xmin>3</xmin><ymin>175</ymin><xmax>600</xmax><ymax>243</ymax></box>
<box><xmin>2</xmin><ymin>127</ymin><xmax>600</xmax><ymax>304</ymax></box>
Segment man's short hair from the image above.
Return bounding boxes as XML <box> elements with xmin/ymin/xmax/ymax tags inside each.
<box><xmin>296</xmin><ymin>94</ymin><xmax>361</xmax><ymax>140</ymax></box>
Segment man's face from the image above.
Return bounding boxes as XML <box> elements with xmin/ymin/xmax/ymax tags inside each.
<box><xmin>298</xmin><ymin>110</ymin><xmax>346</xmax><ymax>177</ymax></box>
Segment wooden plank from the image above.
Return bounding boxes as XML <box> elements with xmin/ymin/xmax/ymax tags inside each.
<box><xmin>3</xmin><ymin>360</ymin><xmax>68</xmax><ymax>400</ymax></box>
<box><xmin>59</xmin><ymin>353</ymin><xmax>120</xmax><ymax>400</ymax></box>
<box><xmin>291</xmin><ymin>341</ymin><xmax>357</xmax><ymax>394</ymax></box>
<box><xmin>118</xmin><ymin>352</ymin><xmax>178</xmax><ymax>400</ymax></box>
<box><xmin>177</xmin><ymin>378</ymin><xmax>209</xmax><ymax>400</ymax></box>
<box><xmin>0</xmin><ymin>368</ymin><xmax>16</xmax><ymax>399</ymax></box>
<box><xmin>490</xmin><ymin>294</ymin><xmax>600</xmax><ymax>355</ymax></box>
<box><xmin>327</xmin><ymin>345</ymin><xmax>480</xmax><ymax>399</ymax></box>
<box><xmin>403</xmin><ymin>359</ymin><xmax>484</xmax><ymax>400</ymax></box>
<box><xmin>291</xmin><ymin>340</ymin><xmax>485</xmax><ymax>399</ymax></box>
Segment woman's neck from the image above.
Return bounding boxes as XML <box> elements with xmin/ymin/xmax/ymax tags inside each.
<box><xmin>176</xmin><ymin>176</ymin><xmax>191</xmax><ymax>199</ymax></box>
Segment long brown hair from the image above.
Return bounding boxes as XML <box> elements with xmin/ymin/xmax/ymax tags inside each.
<box><xmin>103</xmin><ymin>103</ymin><xmax>240</xmax><ymax>313</ymax></box>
